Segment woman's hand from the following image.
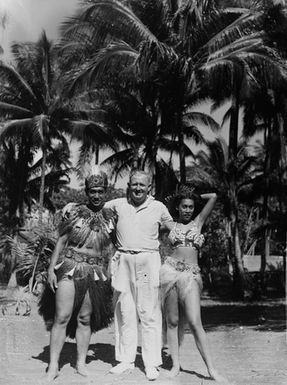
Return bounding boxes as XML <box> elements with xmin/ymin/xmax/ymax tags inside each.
<box><xmin>47</xmin><ymin>268</ymin><xmax>58</xmax><ymax>293</ymax></box>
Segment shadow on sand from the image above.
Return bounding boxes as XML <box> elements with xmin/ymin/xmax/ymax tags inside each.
<box><xmin>33</xmin><ymin>343</ymin><xmax>147</xmax><ymax>372</ymax></box>
<box><xmin>33</xmin><ymin>342</ymin><xmax>114</xmax><ymax>370</ymax></box>
<box><xmin>161</xmin><ymin>348</ymin><xmax>210</xmax><ymax>380</ymax></box>
<box><xmin>33</xmin><ymin>343</ymin><xmax>211</xmax><ymax>380</ymax></box>
<box><xmin>201</xmin><ymin>301</ymin><xmax>286</xmax><ymax>332</ymax></box>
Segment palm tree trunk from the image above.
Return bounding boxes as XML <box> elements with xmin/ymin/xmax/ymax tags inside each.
<box><xmin>132</xmin><ymin>148</ymin><xmax>140</xmax><ymax>169</ymax></box>
<box><xmin>261</xmin><ymin>227</ymin><xmax>270</xmax><ymax>283</ymax></box>
<box><xmin>7</xmin><ymin>270</ymin><xmax>18</xmax><ymax>288</ymax></box>
<box><xmin>277</xmin><ymin>94</ymin><xmax>287</xmax><ymax>177</ymax></box>
<box><xmin>228</xmin><ymin>94</ymin><xmax>240</xmax><ymax>161</ymax></box>
<box><xmin>230</xmin><ymin>211</ymin><xmax>246</xmax><ymax>299</ymax></box>
<box><xmin>243</xmin><ymin>206</ymin><xmax>255</xmax><ymax>254</ymax></box>
<box><xmin>95</xmin><ymin>144</ymin><xmax>99</xmax><ymax>165</ymax></box>
<box><xmin>16</xmin><ymin>135</ymin><xmax>30</xmax><ymax>227</ymax></box>
<box><xmin>226</xmin><ymin>220</ymin><xmax>233</xmax><ymax>274</ymax></box>
<box><xmin>228</xmin><ymin>94</ymin><xmax>245</xmax><ymax>298</ymax></box>
<box><xmin>177</xmin><ymin>113</ymin><xmax>186</xmax><ymax>184</ymax></box>
<box><xmin>29</xmin><ymin>253</ymin><xmax>40</xmax><ymax>293</ymax></box>
<box><xmin>39</xmin><ymin>146</ymin><xmax>47</xmax><ymax>227</ymax></box>
<box><xmin>284</xmin><ymin>227</ymin><xmax>287</xmax><ymax>293</ymax></box>
<box><xmin>261</xmin><ymin>121</ymin><xmax>272</xmax><ymax>290</ymax></box>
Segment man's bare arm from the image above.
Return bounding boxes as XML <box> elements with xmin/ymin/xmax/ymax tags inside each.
<box><xmin>47</xmin><ymin>234</ymin><xmax>68</xmax><ymax>292</ymax></box>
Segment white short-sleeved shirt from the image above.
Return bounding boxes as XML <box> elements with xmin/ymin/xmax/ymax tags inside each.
<box><xmin>105</xmin><ymin>196</ymin><xmax>172</xmax><ymax>251</ymax></box>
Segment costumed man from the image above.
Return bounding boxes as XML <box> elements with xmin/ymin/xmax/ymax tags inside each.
<box><xmin>39</xmin><ymin>166</ymin><xmax>116</xmax><ymax>382</ymax></box>
<box><xmin>106</xmin><ymin>169</ymin><xmax>174</xmax><ymax>381</ymax></box>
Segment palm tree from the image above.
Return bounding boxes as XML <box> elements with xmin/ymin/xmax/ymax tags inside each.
<box><xmin>60</xmin><ymin>0</ymin><xmax>277</xmax><ymax>183</ymax></box>
<box><xmin>0</xmin><ymin>132</ymin><xmax>36</xmax><ymax>227</ymax></box>
<box><xmin>25</xmin><ymin>140</ymin><xmax>72</xmax><ymax>213</ymax></box>
<box><xmin>62</xmin><ymin>91</ymin><xmax>118</xmax><ymax>178</ymax></box>
<box><xmin>242</xmin><ymin>86</ymin><xmax>287</xmax><ymax>288</ymax></box>
<box><xmin>193</xmin><ymin>138</ymin><xmax>257</xmax><ymax>298</ymax></box>
<box><xmin>98</xmin><ymin>89</ymin><xmax>212</xmax><ymax>188</ymax></box>
<box><xmin>239</xmin><ymin>0</ymin><xmax>287</xmax><ymax>287</ymax></box>
<box><xmin>1</xmin><ymin>225</ymin><xmax>57</xmax><ymax>292</ymax></box>
<box><xmin>0</xmin><ymin>133</ymin><xmax>72</xmax><ymax>228</ymax></box>
<box><xmin>0</xmin><ymin>32</ymin><xmax>80</xmax><ymax>226</ymax></box>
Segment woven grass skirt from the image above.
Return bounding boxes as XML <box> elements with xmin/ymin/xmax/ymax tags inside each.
<box><xmin>160</xmin><ymin>257</ymin><xmax>203</xmax><ymax>305</ymax></box>
<box><xmin>160</xmin><ymin>257</ymin><xmax>203</xmax><ymax>345</ymax></box>
<box><xmin>38</xmin><ymin>250</ymin><xmax>113</xmax><ymax>339</ymax></box>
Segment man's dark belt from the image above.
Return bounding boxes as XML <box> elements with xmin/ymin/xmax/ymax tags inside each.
<box><xmin>59</xmin><ymin>247</ymin><xmax>100</xmax><ymax>265</ymax></box>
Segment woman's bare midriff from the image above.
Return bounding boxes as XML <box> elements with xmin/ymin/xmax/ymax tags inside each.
<box><xmin>171</xmin><ymin>246</ymin><xmax>199</xmax><ymax>265</ymax></box>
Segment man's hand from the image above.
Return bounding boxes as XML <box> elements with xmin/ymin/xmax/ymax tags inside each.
<box><xmin>47</xmin><ymin>268</ymin><xmax>58</xmax><ymax>293</ymax></box>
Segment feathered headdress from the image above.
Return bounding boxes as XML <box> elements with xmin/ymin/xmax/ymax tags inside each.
<box><xmin>165</xmin><ymin>184</ymin><xmax>195</xmax><ymax>203</ymax></box>
<box><xmin>165</xmin><ymin>184</ymin><xmax>198</xmax><ymax>218</ymax></box>
<box><xmin>85</xmin><ymin>165</ymin><xmax>108</xmax><ymax>189</ymax></box>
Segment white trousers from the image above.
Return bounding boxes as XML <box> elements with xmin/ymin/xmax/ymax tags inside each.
<box><xmin>112</xmin><ymin>251</ymin><xmax>162</xmax><ymax>368</ymax></box>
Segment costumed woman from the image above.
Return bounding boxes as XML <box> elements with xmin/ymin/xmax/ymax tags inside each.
<box><xmin>160</xmin><ymin>185</ymin><xmax>228</xmax><ymax>384</ymax></box>
<box><xmin>39</xmin><ymin>167</ymin><xmax>116</xmax><ymax>382</ymax></box>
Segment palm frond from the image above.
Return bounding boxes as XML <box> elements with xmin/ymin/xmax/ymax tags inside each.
<box><xmin>68</xmin><ymin>120</ymin><xmax>116</xmax><ymax>149</ymax></box>
<box><xmin>186</xmin><ymin>163</ymin><xmax>217</xmax><ymax>188</ymax></box>
<box><xmin>182</xmin><ymin>125</ymin><xmax>206</xmax><ymax>144</ymax></box>
<box><xmin>198</xmin><ymin>9</ymin><xmax>262</xmax><ymax>58</ymax></box>
<box><xmin>183</xmin><ymin>111</ymin><xmax>220</xmax><ymax>131</ymax></box>
<box><xmin>0</xmin><ymin>118</ymin><xmax>34</xmax><ymax>140</ymax></box>
<box><xmin>158</xmin><ymin>137</ymin><xmax>195</xmax><ymax>157</ymax></box>
<box><xmin>0</xmin><ymin>102</ymin><xmax>33</xmax><ymax>118</ymax></box>
<box><xmin>0</xmin><ymin>62</ymin><xmax>40</xmax><ymax>109</ymax></box>
<box><xmin>67</xmin><ymin>41</ymin><xmax>139</xmax><ymax>94</ymax></box>
<box><xmin>60</xmin><ymin>0</ymin><xmax>158</xmax><ymax>63</ymax></box>
<box><xmin>221</xmin><ymin>106</ymin><xmax>231</xmax><ymax>127</ymax></box>
<box><xmin>101</xmin><ymin>147</ymin><xmax>135</xmax><ymax>182</ymax></box>
<box><xmin>101</xmin><ymin>148</ymin><xmax>135</xmax><ymax>169</ymax></box>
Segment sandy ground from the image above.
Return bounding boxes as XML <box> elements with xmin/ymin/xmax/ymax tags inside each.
<box><xmin>0</xmin><ymin>295</ymin><xmax>286</xmax><ymax>385</ymax></box>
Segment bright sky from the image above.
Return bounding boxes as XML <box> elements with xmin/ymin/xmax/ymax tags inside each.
<box><xmin>0</xmin><ymin>0</ymin><xmax>242</xmax><ymax>190</ymax></box>
<box><xmin>0</xmin><ymin>0</ymin><xmax>79</xmax><ymax>59</ymax></box>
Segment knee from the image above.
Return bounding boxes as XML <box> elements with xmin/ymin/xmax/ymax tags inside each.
<box><xmin>54</xmin><ymin>312</ymin><xmax>70</xmax><ymax>326</ymax></box>
<box><xmin>138</xmin><ymin>310</ymin><xmax>156</xmax><ymax>327</ymax></box>
<box><xmin>188</xmin><ymin>316</ymin><xmax>203</xmax><ymax>333</ymax></box>
<box><xmin>77</xmin><ymin>313</ymin><xmax>91</xmax><ymax>327</ymax></box>
<box><xmin>166</xmin><ymin>314</ymin><xmax>179</xmax><ymax>329</ymax></box>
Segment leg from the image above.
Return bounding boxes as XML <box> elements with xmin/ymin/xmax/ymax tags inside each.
<box><xmin>45</xmin><ymin>278</ymin><xmax>75</xmax><ymax>381</ymax></box>
<box><xmin>137</xmin><ymin>284</ymin><xmax>162</xmax><ymax>373</ymax></box>
<box><xmin>135</xmin><ymin>253</ymin><xmax>162</xmax><ymax>380</ymax></box>
<box><xmin>110</xmin><ymin>289</ymin><xmax>138</xmax><ymax>372</ymax></box>
<box><xmin>75</xmin><ymin>291</ymin><xmax>92</xmax><ymax>376</ymax></box>
<box><xmin>184</xmin><ymin>281</ymin><xmax>228</xmax><ymax>384</ymax></box>
<box><xmin>165</xmin><ymin>287</ymin><xmax>180</xmax><ymax>377</ymax></box>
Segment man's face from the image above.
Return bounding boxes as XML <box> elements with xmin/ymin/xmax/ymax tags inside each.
<box><xmin>128</xmin><ymin>174</ymin><xmax>151</xmax><ymax>206</ymax></box>
<box><xmin>86</xmin><ymin>186</ymin><xmax>106</xmax><ymax>209</ymax></box>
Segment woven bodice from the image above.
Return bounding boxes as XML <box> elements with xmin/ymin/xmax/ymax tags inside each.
<box><xmin>58</xmin><ymin>203</ymin><xmax>116</xmax><ymax>250</ymax></box>
<box><xmin>168</xmin><ymin>221</ymin><xmax>205</xmax><ymax>250</ymax></box>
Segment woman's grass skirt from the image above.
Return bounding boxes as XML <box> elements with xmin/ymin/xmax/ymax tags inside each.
<box><xmin>160</xmin><ymin>257</ymin><xmax>203</xmax><ymax>345</ymax></box>
<box><xmin>38</xmin><ymin>258</ymin><xmax>113</xmax><ymax>339</ymax></box>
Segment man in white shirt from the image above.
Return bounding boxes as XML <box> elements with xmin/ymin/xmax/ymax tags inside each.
<box><xmin>106</xmin><ymin>170</ymin><xmax>173</xmax><ymax>381</ymax></box>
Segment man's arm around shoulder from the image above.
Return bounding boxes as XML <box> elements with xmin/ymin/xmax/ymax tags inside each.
<box><xmin>104</xmin><ymin>197</ymin><xmax>124</xmax><ymax>210</ymax></box>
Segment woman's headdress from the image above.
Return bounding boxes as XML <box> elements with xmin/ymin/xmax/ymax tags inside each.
<box><xmin>165</xmin><ymin>184</ymin><xmax>199</xmax><ymax>217</ymax></box>
<box><xmin>165</xmin><ymin>184</ymin><xmax>196</xmax><ymax>204</ymax></box>
<box><xmin>85</xmin><ymin>165</ymin><xmax>108</xmax><ymax>189</ymax></box>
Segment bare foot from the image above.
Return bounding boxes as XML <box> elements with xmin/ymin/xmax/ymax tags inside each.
<box><xmin>208</xmin><ymin>369</ymin><xmax>230</xmax><ymax>384</ymax></box>
<box><xmin>167</xmin><ymin>366</ymin><xmax>180</xmax><ymax>378</ymax></box>
<box><xmin>76</xmin><ymin>364</ymin><xmax>89</xmax><ymax>377</ymax></box>
<box><xmin>42</xmin><ymin>367</ymin><xmax>59</xmax><ymax>383</ymax></box>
